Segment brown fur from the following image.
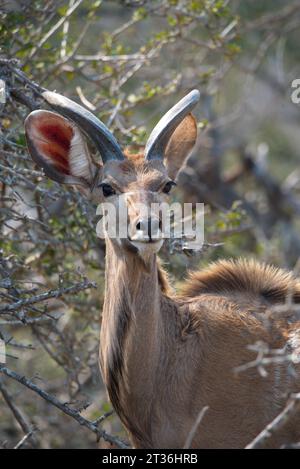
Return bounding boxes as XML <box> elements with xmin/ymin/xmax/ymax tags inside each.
<box><xmin>182</xmin><ymin>258</ymin><xmax>300</xmax><ymax>306</ymax></box>
<box><xmin>100</xmin><ymin>244</ymin><xmax>300</xmax><ymax>449</ymax></box>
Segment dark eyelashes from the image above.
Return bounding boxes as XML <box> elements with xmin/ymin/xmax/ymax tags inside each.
<box><xmin>98</xmin><ymin>182</ymin><xmax>116</xmax><ymax>197</ymax></box>
<box><xmin>98</xmin><ymin>181</ymin><xmax>176</xmax><ymax>196</ymax></box>
<box><xmin>162</xmin><ymin>181</ymin><xmax>176</xmax><ymax>194</ymax></box>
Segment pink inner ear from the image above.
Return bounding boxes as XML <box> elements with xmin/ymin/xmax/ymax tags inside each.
<box><xmin>32</xmin><ymin>115</ymin><xmax>74</xmax><ymax>175</ymax></box>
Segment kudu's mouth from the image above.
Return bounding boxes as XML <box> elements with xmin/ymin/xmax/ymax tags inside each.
<box><xmin>126</xmin><ymin>237</ymin><xmax>164</xmax><ymax>256</ymax></box>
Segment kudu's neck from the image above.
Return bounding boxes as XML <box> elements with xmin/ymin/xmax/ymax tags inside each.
<box><xmin>100</xmin><ymin>239</ymin><xmax>166</xmax><ymax>442</ymax></box>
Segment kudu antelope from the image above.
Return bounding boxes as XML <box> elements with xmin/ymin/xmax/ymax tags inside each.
<box><xmin>24</xmin><ymin>89</ymin><xmax>300</xmax><ymax>448</ymax></box>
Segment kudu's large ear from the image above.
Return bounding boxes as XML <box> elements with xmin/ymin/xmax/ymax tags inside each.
<box><xmin>164</xmin><ymin>113</ymin><xmax>197</xmax><ymax>180</ymax></box>
<box><xmin>25</xmin><ymin>110</ymin><xmax>99</xmax><ymax>189</ymax></box>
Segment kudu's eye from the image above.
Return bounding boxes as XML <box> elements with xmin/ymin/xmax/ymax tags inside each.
<box><xmin>99</xmin><ymin>183</ymin><xmax>116</xmax><ymax>197</ymax></box>
<box><xmin>162</xmin><ymin>181</ymin><xmax>176</xmax><ymax>194</ymax></box>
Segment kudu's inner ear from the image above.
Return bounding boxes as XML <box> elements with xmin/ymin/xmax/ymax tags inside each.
<box><xmin>25</xmin><ymin>110</ymin><xmax>98</xmax><ymax>187</ymax></box>
<box><xmin>164</xmin><ymin>113</ymin><xmax>197</xmax><ymax>180</ymax></box>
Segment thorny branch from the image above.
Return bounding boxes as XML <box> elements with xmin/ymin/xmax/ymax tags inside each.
<box><xmin>0</xmin><ymin>365</ymin><xmax>129</xmax><ymax>449</ymax></box>
<box><xmin>0</xmin><ymin>279</ymin><xmax>97</xmax><ymax>314</ymax></box>
<box><xmin>0</xmin><ymin>379</ymin><xmax>35</xmax><ymax>445</ymax></box>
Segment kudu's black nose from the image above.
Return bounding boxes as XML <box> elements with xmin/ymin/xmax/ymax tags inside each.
<box><xmin>136</xmin><ymin>217</ymin><xmax>162</xmax><ymax>241</ymax></box>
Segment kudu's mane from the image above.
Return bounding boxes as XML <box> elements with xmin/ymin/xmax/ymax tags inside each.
<box><xmin>180</xmin><ymin>258</ymin><xmax>300</xmax><ymax>304</ymax></box>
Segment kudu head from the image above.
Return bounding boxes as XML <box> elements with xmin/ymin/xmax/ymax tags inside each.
<box><xmin>25</xmin><ymin>89</ymin><xmax>199</xmax><ymax>257</ymax></box>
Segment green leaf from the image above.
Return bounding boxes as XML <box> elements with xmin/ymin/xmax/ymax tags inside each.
<box><xmin>133</xmin><ymin>7</ymin><xmax>147</xmax><ymax>21</ymax></box>
<box><xmin>167</xmin><ymin>15</ymin><xmax>177</xmax><ymax>27</ymax></box>
<box><xmin>57</xmin><ymin>5</ymin><xmax>68</xmax><ymax>16</ymax></box>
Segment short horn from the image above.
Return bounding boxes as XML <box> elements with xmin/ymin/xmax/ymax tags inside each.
<box><xmin>42</xmin><ymin>90</ymin><xmax>124</xmax><ymax>163</ymax></box>
<box><xmin>145</xmin><ymin>89</ymin><xmax>200</xmax><ymax>161</ymax></box>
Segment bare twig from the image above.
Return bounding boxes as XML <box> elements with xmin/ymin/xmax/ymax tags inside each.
<box><xmin>28</xmin><ymin>0</ymin><xmax>83</xmax><ymax>60</ymax></box>
<box><xmin>246</xmin><ymin>393</ymin><xmax>300</xmax><ymax>449</ymax></box>
<box><xmin>0</xmin><ymin>379</ymin><xmax>36</xmax><ymax>447</ymax></box>
<box><xmin>14</xmin><ymin>429</ymin><xmax>36</xmax><ymax>449</ymax></box>
<box><xmin>0</xmin><ymin>280</ymin><xmax>97</xmax><ymax>314</ymax></box>
<box><xmin>183</xmin><ymin>406</ymin><xmax>209</xmax><ymax>449</ymax></box>
<box><xmin>0</xmin><ymin>365</ymin><xmax>129</xmax><ymax>449</ymax></box>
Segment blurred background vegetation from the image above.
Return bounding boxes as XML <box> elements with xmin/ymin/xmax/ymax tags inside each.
<box><xmin>1</xmin><ymin>0</ymin><xmax>300</xmax><ymax>448</ymax></box>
